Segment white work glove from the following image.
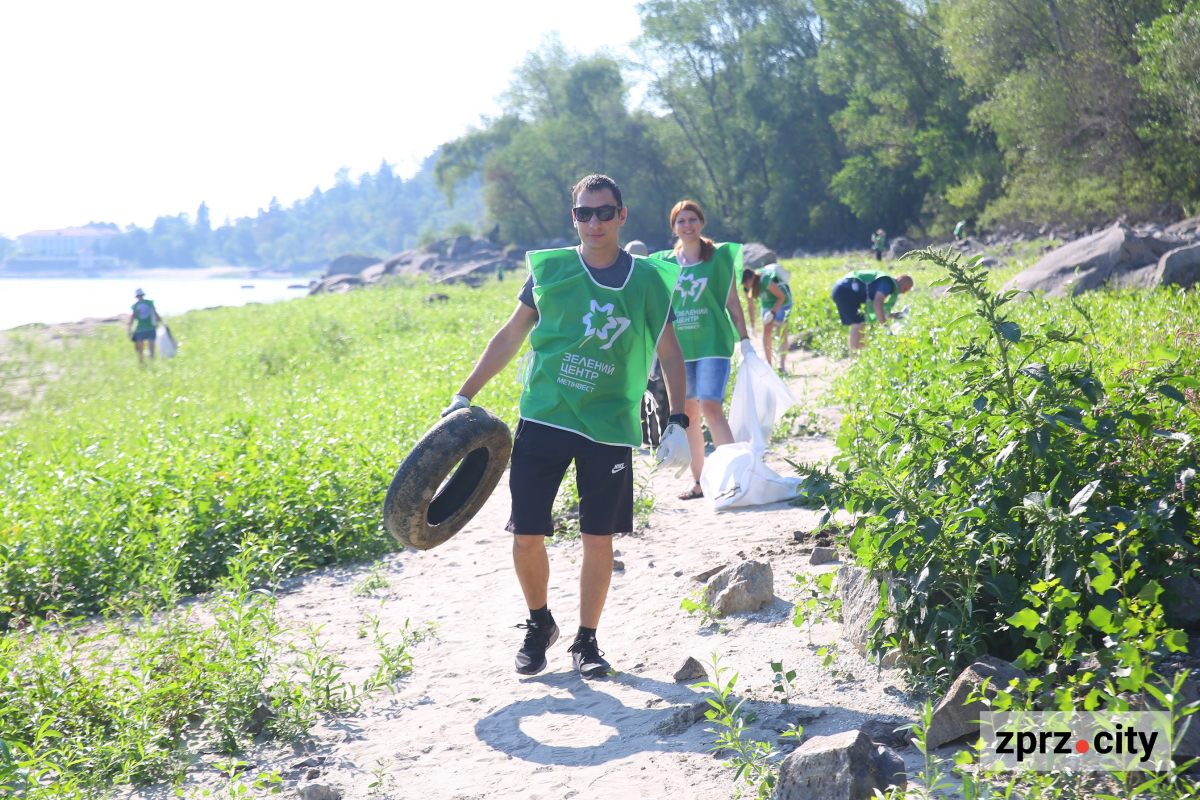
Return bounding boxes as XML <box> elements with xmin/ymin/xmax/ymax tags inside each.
<box><xmin>655</xmin><ymin>423</ymin><xmax>692</xmax><ymax>479</ymax></box>
<box><xmin>440</xmin><ymin>394</ymin><xmax>471</xmax><ymax>418</ymax></box>
<box><xmin>762</xmin><ymin>309</ymin><xmax>774</xmax><ymax>324</ymax></box>
<box><xmin>740</xmin><ymin>338</ymin><xmax>754</xmax><ymax>356</ymax></box>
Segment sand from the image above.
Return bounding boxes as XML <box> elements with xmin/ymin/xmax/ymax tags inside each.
<box><xmin>132</xmin><ymin>351</ymin><xmax>926</xmax><ymax>800</ymax></box>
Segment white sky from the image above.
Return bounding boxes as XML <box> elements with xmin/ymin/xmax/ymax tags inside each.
<box><xmin>0</xmin><ymin>1</ymin><xmax>644</xmax><ymax>239</ymax></box>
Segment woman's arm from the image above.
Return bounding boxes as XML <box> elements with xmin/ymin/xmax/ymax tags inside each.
<box><xmin>456</xmin><ymin>303</ymin><xmax>539</xmax><ymax>399</ymax></box>
<box><xmin>725</xmin><ymin>283</ymin><xmax>749</xmax><ymax>340</ymax></box>
<box><xmin>655</xmin><ymin>323</ymin><xmax>687</xmax><ymax>416</ymax></box>
<box><xmin>767</xmin><ymin>281</ymin><xmax>786</xmax><ymax>312</ymax></box>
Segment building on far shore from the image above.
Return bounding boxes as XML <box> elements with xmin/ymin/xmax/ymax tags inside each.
<box><xmin>5</xmin><ymin>225</ymin><xmax>122</xmax><ymax>274</ymax></box>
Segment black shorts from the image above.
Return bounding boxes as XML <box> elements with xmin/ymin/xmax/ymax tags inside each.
<box><xmin>506</xmin><ymin>419</ymin><xmax>633</xmax><ymax>537</ymax></box>
<box><xmin>831</xmin><ymin>278</ymin><xmax>867</xmax><ymax>326</ymax></box>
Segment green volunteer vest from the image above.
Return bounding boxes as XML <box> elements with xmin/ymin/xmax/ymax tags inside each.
<box><xmin>521</xmin><ymin>248</ymin><xmax>679</xmax><ymax>447</ymax></box>
<box><xmin>650</xmin><ymin>242</ymin><xmax>741</xmax><ymax>360</ymax></box>
<box><xmin>132</xmin><ymin>300</ymin><xmax>156</xmax><ymax>332</ymax></box>
<box><xmin>758</xmin><ymin>265</ymin><xmax>793</xmax><ymax>315</ymax></box>
<box><xmin>844</xmin><ymin>269</ymin><xmax>899</xmax><ymax>323</ymax></box>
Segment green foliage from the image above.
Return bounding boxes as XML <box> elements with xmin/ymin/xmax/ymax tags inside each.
<box><xmin>0</xmin><ymin>278</ymin><xmax>526</xmax><ymax>630</ymax></box>
<box><xmin>769</xmin><ymin>659</ymin><xmax>797</xmax><ymax>704</ymax></box>
<box><xmin>0</xmin><ymin>546</ymin><xmax>430</xmax><ymax>796</ymax></box>
<box><xmin>694</xmin><ymin>655</ymin><xmax>789</xmax><ymax>799</ymax></box>
<box><xmin>815</xmin><ymin>249</ymin><xmax>1199</xmax><ymax>685</ymax></box>
<box><xmin>681</xmin><ymin>587</ymin><xmax>720</xmax><ymax>627</ymax></box>
<box><xmin>790</xmin><ymin>570</ymin><xmax>842</xmax><ymax>642</ymax></box>
<box><xmin>351</xmin><ymin>562</ymin><xmax>392</xmax><ymax>597</ymax></box>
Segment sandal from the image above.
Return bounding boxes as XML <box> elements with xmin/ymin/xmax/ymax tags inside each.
<box><xmin>679</xmin><ymin>485</ymin><xmax>704</xmax><ymax>501</ymax></box>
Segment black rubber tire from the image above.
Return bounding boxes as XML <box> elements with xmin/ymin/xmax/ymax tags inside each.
<box><xmin>383</xmin><ymin>406</ymin><xmax>513</xmax><ymax>550</ymax></box>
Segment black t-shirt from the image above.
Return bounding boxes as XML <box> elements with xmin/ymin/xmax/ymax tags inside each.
<box><xmin>519</xmin><ymin>248</ymin><xmax>676</xmax><ymax>322</ymax></box>
<box><xmin>844</xmin><ymin>276</ymin><xmax>895</xmax><ymax>304</ymax></box>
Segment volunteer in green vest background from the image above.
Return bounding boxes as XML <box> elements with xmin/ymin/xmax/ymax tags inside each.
<box><xmin>441</xmin><ymin>174</ymin><xmax>691</xmax><ymax>680</ymax></box>
<box><xmin>651</xmin><ymin>200</ymin><xmax>751</xmax><ymax>501</ymax></box>
<box><xmin>127</xmin><ymin>288</ymin><xmax>160</xmax><ymax>364</ymax></box>
<box><xmin>831</xmin><ymin>268</ymin><xmax>914</xmax><ymax>353</ymax></box>
<box><xmin>872</xmin><ymin>229</ymin><xmax>887</xmax><ymax>261</ymax></box>
<box><xmin>741</xmin><ymin>264</ymin><xmax>793</xmax><ymax>373</ymax></box>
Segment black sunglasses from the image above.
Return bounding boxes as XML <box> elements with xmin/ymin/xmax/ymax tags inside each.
<box><xmin>573</xmin><ymin>204</ymin><xmax>621</xmax><ymax>223</ymax></box>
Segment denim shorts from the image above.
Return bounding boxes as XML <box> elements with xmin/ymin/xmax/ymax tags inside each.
<box><xmin>685</xmin><ymin>357</ymin><xmax>732</xmax><ymax>402</ymax></box>
<box><xmin>132</xmin><ymin>329</ymin><xmax>156</xmax><ymax>342</ymax></box>
<box><xmin>762</xmin><ymin>304</ymin><xmax>793</xmax><ymax>324</ymax></box>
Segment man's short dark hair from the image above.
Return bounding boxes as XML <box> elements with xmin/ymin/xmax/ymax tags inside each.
<box><xmin>572</xmin><ymin>174</ymin><xmax>622</xmax><ymax>207</ymax></box>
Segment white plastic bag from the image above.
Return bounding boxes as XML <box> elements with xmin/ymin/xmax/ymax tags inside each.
<box><xmin>156</xmin><ymin>325</ymin><xmax>177</xmax><ymax>359</ymax></box>
<box><xmin>699</xmin><ymin>350</ymin><xmax>801</xmax><ymax>509</ymax></box>
<box><xmin>727</xmin><ymin>349</ymin><xmax>797</xmax><ymax>448</ymax></box>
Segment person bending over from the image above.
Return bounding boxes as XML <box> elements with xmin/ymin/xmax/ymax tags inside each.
<box><xmin>830</xmin><ymin>268</ymin><xmax>913</xmax><ymax>353</ymax></box>
<box><xmin>741</xmin><ymin>265</ymin><xmax>793</xmax><ymax>373</ymax></box>
<box><xmin>442</xmin><ymin>174</ymin><xmax>691</xmax><ymax>679</ymax></box>
<box><xmin>651</xmin><ymin>201</ymin><xmax>751</xmax><ymax>501</ymax></box>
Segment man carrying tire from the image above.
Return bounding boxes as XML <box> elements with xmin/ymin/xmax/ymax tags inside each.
<box><xmin>441</xmin><ymin>174</ymin><xmax>691</xmax><ymax>679</ymax></box>
<box><xmin>831</xmin><ymin>268</ymin><xmax>913</xmax><ymax>353</ymax></box>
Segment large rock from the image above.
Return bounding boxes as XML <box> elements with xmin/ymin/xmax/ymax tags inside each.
<box><xmin>742</xmin><ymin>243</ymin><xmax>778</xmax><ymax>270</ymax></box>
<box><xmin>774</xmin><ymin>730</ymin><xmax>906</xmax><ymax>800</ymax></box>
<box><xmin>308</xmin><ymin>274</ymin><xmax>363</xmax><ymax>295</ymax></box>
<box><xmin>381</xmin><ymin>239</ymin><xmax>512</xmax><ymax>286</ymax></box>
<box><xmin>837</xmin><ymin>566</ymin><xmax>898</xmax><ymax>666</ymax></box>
<box><xmin>1157</xmin><ymin>243</ymin><xmax>1200</xmax><ymax>290</ymax></box>
<box><xmin>325</xmin><ymin>253</ymin><xmax>382</xmax><ymax>277</ymax></box>
<box><xmin>1003</xmin><ymin>223</ymin><xmax>1187</xmax><ymax>298</ymax></box>
<box><xmin>887</xmin><ymin>237</ymin><xmax>919</xmax><ymax>260</ymax></box>
<box><xmin>703</xmin><ymin>560</ymin><xmax>774</xmax><ymax>615</ymax></box>
<box><xmin>673</xmin><ymin>656</ymin><xmax>708</xmax><ymax>682</ymax></box>
<box><xmin>296</xmin><ymin>785</ymin><xmax>340</xmax><ymax>800</ymax></box>
<box><xmin>625</xmin><ymin>240</ymin><xmax>649</xmax><ymax>256</ymax></box>
<box><xmin>926</xmin><ymin>655</ymin><xmax>1026</xmax><ymax>749</ymax></box>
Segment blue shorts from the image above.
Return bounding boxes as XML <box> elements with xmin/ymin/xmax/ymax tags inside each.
<box><xmin>762</xmin><ymin>305</ymin><xmax>793</xmax><ymax>324</ymax></box>
<box><xmin>132</xmin><ymin>329</ymin><xmax>156</xmax><ymax>342</ymax></box>
<box><xmin>685</xmin><ymin>357</ymin><xmax>732</xmax><ymax>402</ymax></box>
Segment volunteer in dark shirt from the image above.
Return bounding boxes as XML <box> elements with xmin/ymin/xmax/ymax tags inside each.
<box><xmin>831</xmin><ymin>269</ymin><xmax>913</xmax><ymax>353</ymax></box>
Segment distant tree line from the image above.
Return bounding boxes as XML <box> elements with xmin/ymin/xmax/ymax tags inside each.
<box><xmin>101</xmin><ymin>155</ymin><xmax>483</xmax><ymax>269</ymax></box>
<box><xmin>436</xmin><ymin>0</ymin><xmax>1200</xmax><ymax>249</ymax></box>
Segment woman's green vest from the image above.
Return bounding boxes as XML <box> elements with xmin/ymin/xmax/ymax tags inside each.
<box><xmin>844</xmin><ymin>269</ymin><xmax>899</xmax><ymax>322</ymax></box>
<box><xmin>521</xmin><ymin>248</ymin><xmax>679</xmax><ymax>447</ymax></box>
<box><xmin>758</xmin><ymin>265</ymin><xmax>793</xmax><ymax>314</ymax></box>
<box><xmin>650</xmin><ymin>242</ymin><xmax>742</xmax><ymax>361</ymax></box>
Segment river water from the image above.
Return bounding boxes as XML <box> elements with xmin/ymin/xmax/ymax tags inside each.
<box><xmin>0</xmin><ymin>277</ymin><xmax>312</xmax><ymax>330</ymax></box>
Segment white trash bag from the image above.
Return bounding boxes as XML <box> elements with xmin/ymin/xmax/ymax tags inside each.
<box><xmin>699</xmin><ymin>350</ymin><xmax>800</xmax><ymax>510</ymax></box>
<box><xmin>156</xmin><ymin>325</ymin><xmax>178</xmax><ymax>359</ymax></box>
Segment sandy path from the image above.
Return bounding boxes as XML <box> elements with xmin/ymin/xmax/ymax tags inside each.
<box><xmin>143</xmin><ymin>352</ymin><xmax>922</xmax><ymax>800</ymax></box>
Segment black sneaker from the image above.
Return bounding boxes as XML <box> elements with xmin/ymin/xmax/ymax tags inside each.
<box><xmin>568</xmin><ymin>633</ymin><xmax>610</xmax><ymax>679</ymax></box>
<box><xmin>514</xmin><ymin>618</ymin><xmax>559</xmax><ymax>675</ymax></box>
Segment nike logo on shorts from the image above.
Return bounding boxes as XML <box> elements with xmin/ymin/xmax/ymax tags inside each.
<box><xmin>612</xmin><ymin>463</ymin><xmax>626</xmax><ymax>474</ymax></box>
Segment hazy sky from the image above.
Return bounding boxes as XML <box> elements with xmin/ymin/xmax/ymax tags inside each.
<box><xmin>0</xmin><ymin>1</ymin><xmax>643</xmax><ymax>239</ymax></box>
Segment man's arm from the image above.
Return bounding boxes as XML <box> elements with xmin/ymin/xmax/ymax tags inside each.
<box><xmin>455</xmin><ymin>302</ymin><xmax>538</xmax><ymax>400</ymax></box>
<box><xmin>872</xmin><ymin>292</ymin><xmax>887</xmax><ymax>325</ymax></box>
<box><xmin>655</xmin><ymin>323</ymin><xmax>686</xmax><ymax>416</ymax></box>
<box><xmin>725</xmin><ymin>283</ymin><xmax>749</xmax><ymax>340</ymax></box>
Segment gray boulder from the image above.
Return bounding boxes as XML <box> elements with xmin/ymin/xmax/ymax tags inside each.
<box><xmin>837</xmin><ymin>566</ymin><xmax>898</xmax><ymax>666</ymax></box>
<box><xmin>1003</xmin><ymin>222</ymin><xmax>1187</xmax><ymax>298</ymax></box>
<box><xmin>926</xmin><ymin>655</ymin><xmax>1026</xmax><ymax>749</ymax></box>
<box><xmin>743</xmin><ymin>243</ymin><xmax>778</xmax><ymax>270</ymax></box>
<box><xmin>296</xmin><ymin>785</ymin><xmax>340</xmax><ymax>800</ymax></box>
<box><xmin>704</xmin><ymin>561</ymin><xmax>774</xmax><ymax>615</ymax></box>
<box><xmin>625</xmin><ymin>240</ymin><xmax>649</xmax><ymax>257</ymax></box>
<box><xmin>673</xmin><ymin>656</ymin><xmax>708</xmax><ymax>682</ymax></box>
<box><xmin>774</xmin><ymin>730</ymin><xmax>906</xmax><ymax>800</ymax></box>
<box><xmin>1157</xmin><ymin>243</ymin><xmax>1200</xmax><ymax>289</ymax></box>
<box><xmin>381</xmin><ymin>242</ymin><xmax>511</xmax><ymax>286</ymax></box>
<box><xmin>887</xmin><ymin>237</ymin><xmax>919</xmax><ymax>260</ymax></box>
<box><xmin>308</xmin><ymin>274</ymin><xmax>363</xmax><ymax>295</ymax></box>
<box><xmin>324</xmin><ymin>253</ymin><xmax>382</xmax><ymax>277</ymax></box>
<box><xmin>691</xmin><ymin>564</ymin><xmax>729</xmax><ymax>583</ymax></box>
<box><xmin>810</xmin><ymin>547</ymin><xmax>839</xmax><ymax>566</ymax></box>
<box><xmin>1166</xmin><ymin>215</ymin><xmax>1200</xmax><ymax>237</ymax></box>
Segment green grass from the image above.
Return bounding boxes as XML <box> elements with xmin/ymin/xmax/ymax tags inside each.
<box><xmin>0</xmin><ymin>277</ymin><xmax>526</xmax><ymax>629</ymax></box>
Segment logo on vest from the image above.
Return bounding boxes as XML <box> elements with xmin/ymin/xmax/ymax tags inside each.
<box><xmin>676</xmin><ymin>271</ymin><xmax>708</xmax><ymax>304</ymax></box>
<box><xmin>581</xmin><ymin>300</ymin><xmax>631</xmax><ymax>351</ymax></box>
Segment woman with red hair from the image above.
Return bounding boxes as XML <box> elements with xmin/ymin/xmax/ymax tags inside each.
<box><xmin>652</xmin><ymin>201</ymin><xmax>752</xmax><ymax>500</ymax></box>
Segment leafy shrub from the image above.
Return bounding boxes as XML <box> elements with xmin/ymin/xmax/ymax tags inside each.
<box><xmin>808</xmin><ymin>250</ymin><xmax>1199</xmax><ymax>682</ymax></box>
